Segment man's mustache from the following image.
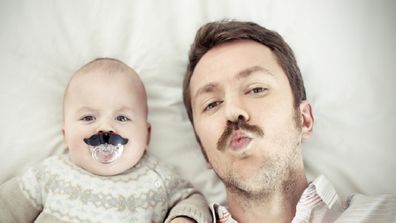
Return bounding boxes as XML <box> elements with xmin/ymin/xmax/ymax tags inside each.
<box><xmin>217</xmin><ymin>117</ymin><xmax>264</xmax><ymax>151</ymax></box>
<box><xmin>84</xmin><ymin>131</ymin><xmax>129</xmax><ymax>146</ymax></box>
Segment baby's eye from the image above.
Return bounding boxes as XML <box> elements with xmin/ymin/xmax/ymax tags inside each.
<box><xmin>204</xmin><ymin>101</ymin><xmax>222</xmax><ymax>112</ymax></box>
<box><xmin>116</xmin><ymin>115</ymin><xmax>130</xmax><ymax>122</ymax></box>
<box><xmin>80</xmin><ymin>115</ymin><xmax>95</xmax><ymax>122</ymax></box>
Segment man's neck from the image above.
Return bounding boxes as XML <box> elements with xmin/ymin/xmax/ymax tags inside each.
<box><xmin>226</xmin><ymin>173</ymin><xmax>308</xmax><ymax>223</ymax></box>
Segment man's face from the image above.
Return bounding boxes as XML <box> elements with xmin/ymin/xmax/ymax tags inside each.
<box><xmin>190</xmin><ymin>40</ymin><xmax>312</xmax><ymax>197</ymax></box>
<box><xmin>63</xmin><ymin>69</ymin><xmax>150</xmax><ymax>176</ymax></box>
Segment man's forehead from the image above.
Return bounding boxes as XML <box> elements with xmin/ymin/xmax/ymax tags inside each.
<box><xmin>193</xmin><ymin>65</ymin><xmax>273</xmax><ymax>92</ymax></box>
<box><xmin>192</xmin><ymin>41</ymin><xmax>276</xmax><ymax>78</ymax></box>
<box><xmin>190</xmin><ymin>40</ymin><xmax>283</xmax><ymax>95</ymax></box>
<box><xmin>195</xmin><ymin>39</ymin><xmax>272</xmax><ymax>67</ymax></box>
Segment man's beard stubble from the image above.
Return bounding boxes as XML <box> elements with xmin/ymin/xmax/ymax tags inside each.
<box><xmin>211</xmin><ymin>110</ymin><xmax>303</xmax><ymax>202</ymax></box>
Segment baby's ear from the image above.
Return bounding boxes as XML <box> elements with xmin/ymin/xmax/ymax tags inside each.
<box><xmin>146</xmin><ymin>122</ymin><xmax>151</xmax><ymax>146</ymax></box>
<box><xmin>61</xmin><ymin>128</ymin><xmax>68</xmax><ymax>150</ymax></box>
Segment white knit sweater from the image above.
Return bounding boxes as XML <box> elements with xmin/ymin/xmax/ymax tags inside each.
<box><xmin>0</xmin><ymin>153</ymin><xmax>211</xmax><ymax>223</ymax></box>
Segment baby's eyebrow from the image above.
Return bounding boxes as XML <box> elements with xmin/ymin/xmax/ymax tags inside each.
<box><xmin>76</xmin><ymin>106</ymin><xmax>95</xmax><ymax>113</ymax></box>
<box><xmin>115</xmin><ymin>107</ymin><xmax>137</xmax><ymax>115</ymax></box>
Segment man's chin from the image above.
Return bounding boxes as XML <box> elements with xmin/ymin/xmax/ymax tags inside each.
<box><xmin>226</xmin><ymin>180</ymin><xmax>275</xmax><ymax>200</ymax></box>
<box><xmin>226</xmin><ymin>174</ymin><xmax>268</xmax><ymax>192</ymax></box>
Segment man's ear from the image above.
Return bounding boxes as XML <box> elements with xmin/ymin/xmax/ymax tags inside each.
<box><xmin>146</xmin><ymin>122</ymin><xmax>151</xmax><ymax>146</ymax></box>
<box><xmin>299</xmin><ymin>101</ymin><xmax>314</xmax><ymax>139</ymax></box>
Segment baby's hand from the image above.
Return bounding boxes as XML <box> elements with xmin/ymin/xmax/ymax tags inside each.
<box><xmin>170</xmin><ymin>216</ymin><xmax>196</xmax><ymax>223</ymax></box>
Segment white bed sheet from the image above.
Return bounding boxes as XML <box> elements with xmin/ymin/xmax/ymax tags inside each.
<box><xmin>0</xmin><ymin>0</ymin><xmax>395</xmax><ymax>205</ymax></box>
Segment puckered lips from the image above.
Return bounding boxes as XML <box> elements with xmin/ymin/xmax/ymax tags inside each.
<box><xmin>227</xmin><ymin>131</ymin><xmax>252</xmax><ymax>151</ymax></box>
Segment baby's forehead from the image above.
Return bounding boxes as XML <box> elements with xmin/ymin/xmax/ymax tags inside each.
<box><xmin>63</xmin><ymin>71</ymin><xmax>148</xmax><ymax>111</ymax></box>
<box><xmin>67</xmin><ymin>70</ymin><xmax>146</xmax><ymax>98</ymax></box>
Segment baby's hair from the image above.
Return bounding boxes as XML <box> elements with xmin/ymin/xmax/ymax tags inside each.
<box><xmin>74</xmin><ymin>58</ymin><xmax>133</xmax><ymax>77</ymax></box>
<box><xmin>63</xmin><ymin>58</ymin><xmax>148</xmax><ymax>118</ymax></box>
<box><xmin>65</xmin><ymin>58</ymin><xmax>135</xmax><ymax>93</ymax></box>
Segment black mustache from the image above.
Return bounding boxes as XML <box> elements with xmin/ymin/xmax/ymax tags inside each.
<box><xmin>217</xmin><ymin>118</ymin><xmax>264</xmax><ymax>151</ymax></box>
<box><xmin>84</xmin><ymin>132</ymin><xmax>128</xmax><ymax>146</ymax></box>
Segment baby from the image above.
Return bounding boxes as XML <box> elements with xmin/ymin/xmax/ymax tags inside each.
<box><xmin>0</xmin><ymin>58</ymin><xmax>212</xmax><ymax>223</ymax></box>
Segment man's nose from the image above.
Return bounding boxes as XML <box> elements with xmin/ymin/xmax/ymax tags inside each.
<box><xmin>224</xmin><ymin>97</ymin><xmax>250</xmax><ymax>123</ymax></box>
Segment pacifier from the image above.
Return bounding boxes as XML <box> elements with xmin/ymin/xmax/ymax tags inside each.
<box><xmin>83</xmin><ymin>131</ymin><xmax>128</xmax><ymax>164</ymax></box>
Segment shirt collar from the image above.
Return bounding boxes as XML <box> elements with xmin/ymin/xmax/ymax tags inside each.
<box><xmin>211</xmin><ymin>175</ymin><xmax>343</xmax><ymax>223</ymax></box>
<box><xmin>310</xmin><ymin>175</ymin><xmax>339</xmax><ymax>208</ymax></box>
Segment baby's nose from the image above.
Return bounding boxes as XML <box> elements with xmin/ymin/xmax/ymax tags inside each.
<box><xmin>97</xmin><ymin>120</ymin><xmax>115</xmax><ymax>133</ymax></box>
<box><xmin>98</xmin><ymin>130</ymin><xmax>114</xmax><ymax>134</ymax></box>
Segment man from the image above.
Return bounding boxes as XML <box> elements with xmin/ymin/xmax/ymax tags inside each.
<box><xmin>182</xmin><ymin>20</ymin><xmax>396</xmax><ymax>222</ymax></box>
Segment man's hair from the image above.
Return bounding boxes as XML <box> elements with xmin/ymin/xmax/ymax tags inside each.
<box><xmin>183</xmin><ymin>20</ymin><xmax>306</xmax><ymax>124</ymax></box>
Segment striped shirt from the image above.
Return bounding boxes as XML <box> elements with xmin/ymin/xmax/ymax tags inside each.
<box><xmin>212</xmin><ymin>175</ymin><xmax>396</xmax><ymax>222</ymax></box>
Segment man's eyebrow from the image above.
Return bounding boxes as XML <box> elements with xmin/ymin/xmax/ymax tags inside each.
<box><xmin>193</xmin><ymin>83</ymin><xmax>220</xmax><ymax>103</ymax></box>
<box><xmin>192</xmin><ymin>66</ymin><xmax>273</xmax><ymax>103</ymax></box>
<box><xmin>236</xmin><ymin>66</ymin><xmax>273</xmax><ymax>80</ymax></box>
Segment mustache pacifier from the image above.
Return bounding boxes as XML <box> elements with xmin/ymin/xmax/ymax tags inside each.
<box><xmin>84</xmin><ymin>131</ymin><xmax>128</xmax><ymax>164</ymax></box>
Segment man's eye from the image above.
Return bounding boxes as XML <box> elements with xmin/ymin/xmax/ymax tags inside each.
<box><xmin>116</xmin><ymin>115</ymin><xmax>130</xmax><ymax>122</ymax></box>
<box><xmin>248</xmin><ymin>87</ymin><xmax>268</xmax><ymax>95</ymax></box>
<box><xmin>204</xmin><ymin>101</ymin><xmax>222</xmax><ymax>112</ymax></box>
<box><xmin>80</xmin><ymin>115</ymin><xmax>95</xmax><ymax>121</ymax></box>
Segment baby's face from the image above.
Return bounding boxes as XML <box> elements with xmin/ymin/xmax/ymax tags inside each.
<box><xmin>63</xmin><ymin>69</ymin><xmax>150</xmax><ymax>176</ymax></box>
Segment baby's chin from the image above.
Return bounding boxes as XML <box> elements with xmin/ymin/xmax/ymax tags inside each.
<box><xmin>69</xmin><ymin>147</ymin><xmax>146</xmax><ymax>176</ymax></box>
<box><xmin>82</xmin><ymin>161</ymin><xmax>135</xmax><ymax>176</ymax></box>
<box><xmin>70</xmin><ymin>154</ymin><xmax>135</xmax><ymax>176</ymax></box>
